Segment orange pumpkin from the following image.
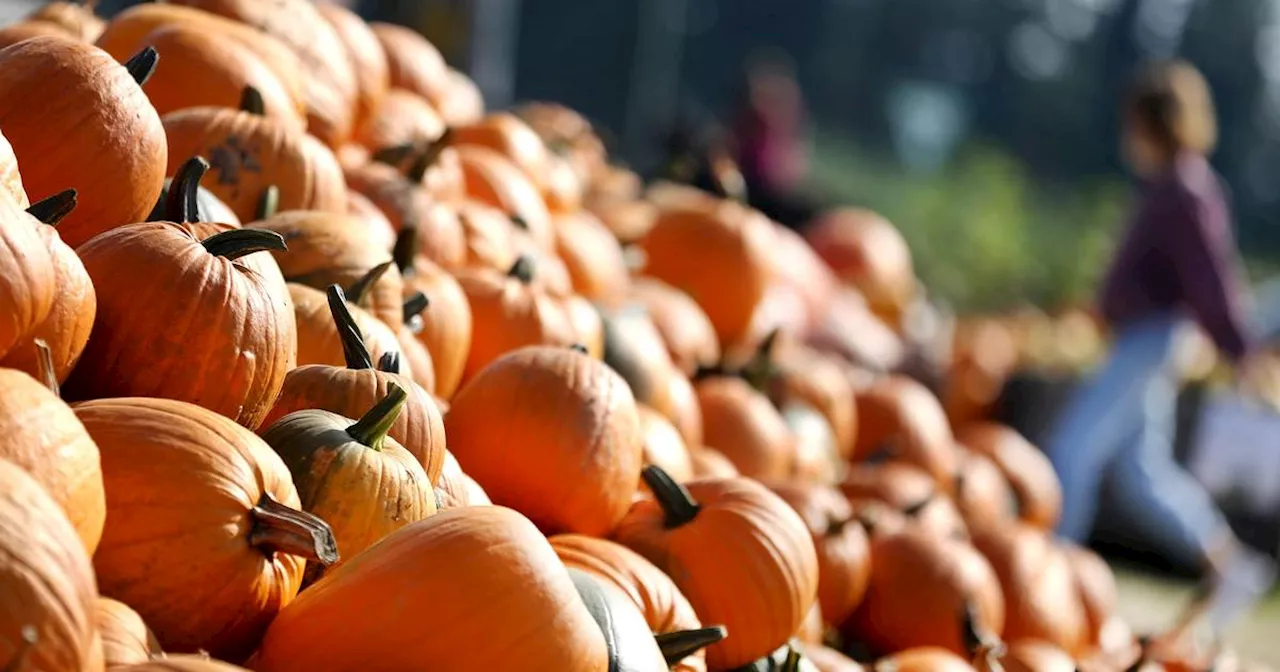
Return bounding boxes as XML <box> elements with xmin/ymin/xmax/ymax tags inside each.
<box><xmin>345</xmin><ymin>190</ymin><xmax>396</xmax><ymax>252</ymax></box>
<box><xmin>344</xmin><ymin>148</ymin><xmax>466</xmax><ymax>259</ymax></box>
<box><xmin>873</xmin><ymin>648</ymin><xmax>977</xmax><ymax>672</ymax></box>
<box><xmin>638</xmin><ymin>405</ymin><xmax>695</xmax><ymax>483</ymax></box>
<box><xmin>954</xmin><ymin>447</ymin><xmax>1018</xmax><ymax>533</ymax></box>
<box><xmin>289</xmin><ymin>282</ymin><xmax>403</xmax><ymax>372</ymax></box>
<box><xmin>447</xmin><ymin>345</ymin><xmax>643</xmax><ymax>536</ymax></box>
<box><xmin>434</xmin><ymin>450</ymin><xmax>492</xmax><ymax>509</ymax></box>
<box><xmin>170</xmin><ymin>0</ymin><xmax>358</xmax><ymax>147</ymax></box>
<box><xmin>689</xmin><ymin>446</ymin><xmax>740</xmax><ymax>479</ymax></box>
<box><xmin>772</xmin><ymin>344</ymin><xmax>859</xmax><ymax>460</ymax></box>
<box><xmin>805</xmin><ymin>208</ymin><xmax>916</xmax><ymax>330</ymax></box>
<box><xmin>602</xmin><ymin>304</ymin><xmax>681</xmax><ymax>413</ymax></box>
<box><xmin>554</xmin><ymin>210</ymin><xmax>631</xmax><ymax>305</ymax></box>
<box><xmin>0</xmin><ymin>193</ymin><xmax>64</xmax><ymax>367</ymax></box>
<box><xmin>437</xmin><ymin>67</ymin><xmax>486</xmax><ymax>126</ymax></box>
<box><xmin>397</xmin><ymin>243</ymin><xmax>473</xmax><ymax>399</ymax></box>
<box><xmin>797</xmin><ymin>600</ymin><xmax>826</xmax><ymax>645</ymax></box>
<box><xmin>317</xmin><ymin>2</ymin><xmax>389</xmax><ymax>133</ymax></box>
<box><xmin>135</xmin><ymin>23</ymin><xmax>301</xmax><ymax>128</ymax></box>
<box><xmin>369</xmin><ymin>133</ymin><xmax>468</xmax><ymax>204</ymax></box>
<box><xmin>27</xmin><ymin>1</ymin><xmax>105</xmax><ymax>42</ymax></box>
<box><xmin>97</xmin><ymin>598</ymin><xmax>160</xmax><ymax>668</ymax></box>
<box><xmin>802</xmin><ymin>644</ymin><xmax>866</xmax><ymax>672</ymax></box>
<box><xmin>771</xmin><ymin>223</ymin><xmax>838</xmax><ymax>334</ymax></box>
<box><xmin>78</xmin><ymin>397</ymin><xmax>338</xmax><ymax>662</ymax></box>
<box><xmin>590</xmin><ymin>196</ymin><xmax>658</xmax><ymax>245</ymax></box>
<box><xmin>613</xmin><ymin>468</ymin><xmax>819</xmax><ymax>669</ymax></box>
<box><xmin>371</xmin><ymin>22</ymin><xmax>451</xmax><ymax>111</ymax></box>
<box><xmin>353</xmin><ymin>88</ymin><xmax>444</xmax><ymax>151</ymax></box>
<box><xmin>853</xmin><ymin>375</ymin><xmax>959</xmax><ymax>494</ymax></box>
<box><xmin>515</xmin><ymin>101</ymin><xmax>607</xmax><ymax>184</ymax></box>
<box><xmin>840</xmin><ymin>462</ymin><xmax>968</xmax><ymax>540</ymax></box>
<box><xmin>696</xmin><ymin>376</ymin><xmax>795</xmax><ymax>480</ymax></box>
<box><xmin>1000</xmin><ymin>640</ymin><xmax>1077</xmax><ymax>672</ymax></box>
<box><xmin>453</xmin><ymin>112</ymin><xmax>553</xmax><ymax>186</ymax></box>
<box><xmin>631</xmin><ymin>278</ymin><xmax>721</xmax><ymax>377</ymax></box>
<box><xmin>956</xmin><ymin>423</ymin><xmax>1062</xmax><ymax>532</ymax></box>
<box><xmin>665</xmin><ymin>370</ymin><xmax>705</xmax><ymax>447</ymax></box>
<box><xmin>263</xmin><ymin>285</ymin><xmax>446</xmax><ymax>480</ymax></box>
<box><xmin>255</xmin><ymin>506</ymin><xmax>608</xmax><ymax>671</ymax></box>
<box><xmin>1062</xmin><ymin>542</ymin><xmax>1118</xmax><ymax>648</ymax></box>
<box><xmin>563</xmin><ymin>292</ymin><xmax>606</xmax><ymax>359</ymax></box>
<box><xmin>393</xmin><ymin>296</ymin><xmax>438</xmax><ymax>392</ymax></box>
<box><xmin>162</xmin><ymin>91</ymin><xmax>348</xmax><ymax>223</ymax></box>
<box><xmin>65</xmin><ymin>223</ymin><xmax>294</xmax><ymax>430</ymax></box>
<box><xmin>971</xmin><ymin>525</ymin><xmax>1087</xmax><ymax>655</ymax></box>
<box><xmin>456</xmin><ymin>145</ymin><xmax>556</xmax><ymax>251</ymax></box>
<box><xmin>768</xmin><ymin>481</ymin><xmax>872</xmax><ymax>626</ymax></box>
<box><xmin>0</xmin><ymin>457</ymin><xmax>101</xmax><ymax>672</ymax></box>
<box><xmin>0</xmin><ymin>20</ymin><xmax>71</xmax><ymax>49</ymax></box>
<box><xmin>0</xmin><ymin>36</ymin><xmax>166</xmax><ymax>247</ymax></box>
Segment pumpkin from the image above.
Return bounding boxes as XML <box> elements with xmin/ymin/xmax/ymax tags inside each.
<box><xmin>0</xmin><ymin>20</ymin><xmax>71</xmax><ymax>49</ymax></box>
<box><xmin>77</xmin><ymin>397</ymin><xmax>338</xmax><ymax>661</ymax></box>
<box><xmin>555</xmin><ymin>210</ymin><xmax>631</xmax><ymax>305</ymax></box>
<box><xmin>601</xmin><ymin>304</ymin><xmax>681</xmax><ymax>413</ymax></box>
<box><xmin>255</xmin><ymin>506</ymin><xmax>607</xmax><ymax>671</ymax></box>
<box><xmin>438</xmin><ymin>67</ymin><xmax>486</xmax><ymax>126</ymax></box>
<box><xmin>337</xmin><ymin>142</ymin><xmax>370</xmax><ymax>170</ymax></box>
<box><xmin>844</xmin><ymin>526</ymin><xmax>1004</xmax><ymax>657</ymax></box>
<box><xmin>782</xmin><ymin>400</ymin><xmax>843</xmax><ymax>484</ymax></box>
<box><xmin>872</xmin><ymin>649</ymin><xmax>976</xmax><ymax>672</ymax></box>
<box><xmin>511</xmin><ymin>224</ymin><xmax>575</xmax><ymax>295</ymax></box>
<box><xmin>690</xmin><ymin>446</ymin><xmax>740</xmax><ymax>479</ymax></box>
<box><xmin>456</xmin><ymin>145</ymin><xmax>556</xmax><ymax>251</ymax></box>
<box><xmin>64</xmin><ymin>223</ymin><xmax>294</xmax><ymax>430</ymax></box>
<box><xmin>0</xmin><ymin>192</ymin><xmax>92</xmax><ymax>381</ymax></box>
<box><xmin>971</xmin><ymin>525</ymin><xmax>1087</xmax><ymax>655</ymax></box>
<box><xmin>434</xmin><ymin>450</ymin><xmax>492</xmax><ymax>509</ymax></box>
<box><xmin>665</xmin><ymin>371</ymin><xmax>705</xmax><ymax>447</ymax></box>
<box><xmin>0</xmin><ymin>362</ymin><xmax>104</xmax><ymax>553</ymax></box>
<box><xmin>289</xmin><ymin>282</ymin><xmax>404</xmax><ymax>372</ymax></box>
<box><xmin>453</xmin><ymin>112</ymin><xmax>553</xmax><ymax>187</ymax></box>
<box><xmin>170</xmin><ymin>0</ymin><xmax>357</xmax><ymax>146</ymax></box>
<box><xmin>162</xmin><ymin>90</ymin><xmax>348</xmax><ymax>223</ymax></box>
<box><xmin>631</xmin><ymin>278</ymin><xmax>721</xmax><ymax>377</ymax></box>
<box><xmin>953</xmin><ymin>447</ymin><xmax>1017</xmax><ymax>533</ymax></box>
<box><xmin>456</xmin><ymin>256</ymin><xmax>577</xmax><ymax>383</ymax></box>
<box><xmin>149</xmin><ymin>175</ymin><xmax>241</xmax><ymax>228</ymax></box>
<box><xmin>613</xmin><ymin>468</ymin><xmax>819</xmax><ymax>669</ymax></box>
<box><xmin>447</xmin><ymin>345</ymin><xmax>643</xmax><ymax>536</ymax></box>
<box><xmin>767</xmin><ymin>481</ymin><xmax>871</xmax><ymax>626</ymax></box>
<box><xmin>353</xmin><ymin>88</ymin><xmax>444</xmax><ymax>151</ymax></box>
<box><xmin>807</xmin><ymin>288</ymin><xmax>905</xmax><ymax>374</ymax></box>
<box><xmin>0</xmin><ymin>457</ymin><xmax>100</xmax><ymax>672</ymax></box>
<box><xmin>393</xmin><ymin>295</ymin><xmax>438</xmax><ymax>392</ymax></box>
<box><xmin>639</xmin><ymin>200</ymin><xmax>776</xmax><ymax>347</ymax></box>
<box><xmin>955</xmin><ymin>423</ymin><xmax>1062</xmax><ymax>532</ymax></box>
<box><xmin>797</xmin><ymin>601</ymin><xmax>826</xmax><ymax>644</ymax></box>
<box><xmin>262</xmin><ymin>384</ymin><xmax>436</xmax><ymax>583</ymax></box>
<box><xmin>116</xmin><ymin>656</ymin><xmax>251</xmax><ymax>671</ymax></box>
<box><xmin>0</xmin><ymin>127</ymin><xmax>24</xmax><ymax>207</ymax></box>
<box><xmin>852</xmin><ymin>375</ymin><xmax>959</xmax><ymax>495</ymax></box>
<box><xmin>263</xmin><ymin>285</ymin><xmax>446</xmax><ymax>480</ymax></box>
<box><xmin>805</xmin><ymin>208</ymin><xmax>916</xmax><ymax>330</ymax></box>
<box><xmin>638</xmin><ymin>405</ymin><xmax>695</xmax><ymax>483</ymax></box>
<box><xmin>590</xmin><ymin>197</ymin><xmax>658</xmax><ymax>245</ymax></box>
<box><xmin>542</xmin><ymin>154</ymin><xmax>585</xmax><ymax>213</ymax></box>
<box><xmin>370</xmin><ymin>133</ymin><xmax>468</xmax><ymax>203</ymax></box>
<box><xmin>370</xmin><ymin>22</ymin><xmax>451</xmax><ymax>111</ymax></box>
<box><xmin>1000</xmin><ymin>640</ymin><xmax>1077</xmax><ymax>672</ymax></box>
<box><xmin>344</xmin><ymin>147</ymin><xmax>465</xmax><ymax>259</ymax></box>
<box><xmin>564</xmin><ymin>292</ymin><xmax>606</xmax><ymax>359</ymax></box>
<box><xmin>567</xmin><ymin>568</ymin><xmax>672</xmax><ymax>672</ymax></box>
<box><xmin>317</xmin><ymin>2</ymin><xmax>389</xmax><ymax>133</ymax></box>
<box><xmin>514</xmin><ymin>102</ymin><xmax>607</xmax><ymax>183</ymax></box>
<box><xmin>97</xmin><ymin>598</ymin><xmax>160</xmax><ymax>668</ymax></box>
<box><xmin>345</xmin><ymin>190</ymin><xmax>396</xmax><ymax>252</ymax></box>
<box><xmin>771</xmin><ymin>224</ymin><xmax>838</xmax><ymax>334</ymax></box>
<box><xmin>840</xmin><ymin>462</ymin><xmax>967</xmax><ymax>540</ymax></box>
<box><xmin>801</xmin><ymin>644</ymin><xmax>866</xmax><ymax>672</ymax></box>
<box><xmin>1062</xmin><ymin>543</ymin><xmax>1118</xmax><ymax>648</ymax></box>
<box><xmin>95</xmin><ymin>3</ymin><xmax>306</xmax><ymax>114</ymax></box>
<box><xmin>0</xmin><ymin>36</ymin><xmax>166</xmax><ymax>247</ymax></box>
<box><xmin>27</xmin><ymin>1</ymin><xmax>105</xmax><ymax>42</ymax></box>
<box><xmin>696</xmin><ymin>376</ymin><xmax>795</xmax><ymax>481</ymax></box>
<box><xmin>770</xmin><ymin>344</ymin><xmax>859</xmax><ymax>461</ymax></box>
<box><xmin>397</xmin><ymin>241</ymin><xmax>473</xmax><ymax>399</ymax></box>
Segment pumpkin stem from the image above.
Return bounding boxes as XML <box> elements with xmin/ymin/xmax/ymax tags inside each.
<box><xmin>370</xmin><ymin>142</ymin><xmax>417</xmax><ymax>170</ymax></box>
<box><xmin>345</xmin><ymin>261</ymin><xmax>393</xmax><ymax>306</ymax></box>
<box><xmin>961</xmin><ymin>600</ymin><xmax>1002</xmax><ymax>660</ymax></box>
<box><xmin>392</xmin><ymin>226</ymin><xmax>418</xmax><ymax>276</ymax></box>
<box><xmin>32</xmin><ymin>340</ymin><xmax>58</xmax><ymax>396</ymax></box>
<box><xmin>24</xmin><ymin>189</ymin><xmax>77</xmax><ymax>226</ymax></box>
<box><xmin>407</xmin><ymin>128</ymin><xmax>453</xmax><ymax>183</ymax></box>
<box><xmin>164</xmin><ymin>156</ymin><xmax>210</xmax><ymax>224</ymax></box>
<box><xmin>741</xmin><ymin>328</ymin><xmax>782</xmax><ymax>394</ymax></box>
<box><xmin>347</xmin><ymin>384</ymin><xmax>408</xmax><ymax>452</ymax></box>
<box><xmin>249</xmin><ymin>493</ymin><xmax>339</xmax><ymax>566</ymax></box>
<box><xmin>827</xmin><ymin>514</ymin><xmax>853</xmax><ymax>536</ymax></box>
<box><xmin>507</xmin><ymin>255</ymin><xmax>536</xmax><ymax>285</ymax></box>
<box><xmin>901</xmin><ymin>491</ymin><xmax>935</xmax><ymax>518</ymax></box>
<box><xmin>124</xmin><ymin>46</ymin><xmax>158</xmax><ymax>86</ymax></box>
<box><xmin>569</xmin><ymin>343</ymin><xmax>589</xmax><ymax>355</ymax></box>
<box><xmin>326</xmin><ymin>285</ymin><xmax>374</xmax><ymax>371</ymax></box>
<box><xmin>509</xmin><ymin>214</ymin><xmax>529</xmax><ymax>231</ymax></box>
<box><xmin>403</xmin><ymin>292</ymin><xmax>429</xmax><ymax>322</ymax></box>
<box><xmin>655</xmin><ymin>626</ymin><xmax>727</xmax><ymax>665</ymax></box>
<box><xmin>240</xmin><ymin>86</ymin><xmax>266</xmax><ymax>115</ymax></box>
<box><xmin>1</xmin><ymin>625</ymin><xmax>37</xmax><ymax>672</ymax></box>
<box><xmin>781</xmin><ymin>647</ymin><xmax>804</xmax><ymax>672</ymax></box>
<box><xmin>201</xmin><ymin>228</ymin><xmax>287</xmax><ymax>260</ymax></box>
<box><xmin>377</xmin><ymin>351</ymin><xmax>401</xmax><ymax>374</ymax></box>
<box><xmin>256</xmin><ymin>185</ymin><xmax>280</xmax><ymax>221</ymax></box>
<box><xmin>641</xmin><ymin>465</ymin><xmax>701</xmax><ymax>528</ymax></box>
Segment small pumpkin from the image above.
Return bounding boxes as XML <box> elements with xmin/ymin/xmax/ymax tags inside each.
<box><xmin>163</xmin><ymin>88</ymin><xmax>348</xmax><ymax>223</ymax></box>
<box><xmin>345</xmin><ymin>190</ymin><xmax>396</xmax><ymax>252</ymax></box>
<box><xmin>955</xmin><ymin>423</ymin><xmax>1062</xmax><ymax>532</ymax></box>
<box><xmin>613</xmin><ymin>468</ymin><xmax>819</xmax><ymax>669</ymax></box>
<box><xmin>0</xmin><ymin>36</ymin><xmax>166</xmax><ymax>246</ymax></box>
<box><xmin>453</xmin><ymin>112</ymin><xmax>553</xmax><ymax>187</ymax></box>
<box><xmin>638</xmin><ymin>405</ymin><xmax>695</xmax><ymax>483</ymax></box>
<box><xmin>262</xmin><ymin>384</ymin><xmax>436</xmax><ymax>583</ymax></box>
<box><xmin>564</xmin><ymin>292</ymin><xmax>606</xmax><ymax>359</ymax></box>
<box><xmin>953</xmin><ymin>447</ymin><xmax>1018</xmax><ymax>533</ymax></box>
<box><xmin>771</xmin><ymin>223</ymin><xmax>838</xmax><ymax>335</ymax></box>
<box><xmin>631</xmin><ymin>278</ymin><xmax>721</xmax><ymax>377</ymax></box>
<box><xmin>0</xmin><ymin>20</ymin><xmax>70</xmax><ymax>49</ymax></box>
<box><xmin>804</xmin><ymin>208</ymin><xmax>916</xmax><ymax>330</ymax></box>
<box><xmin>0</xmin><ymin>456</ymin><xmax>101</xmax><ymax>672</ymax></box>
<box><xmin>263</xmin><ymin>285</ymin><xmax>446</xmax><ymax>480</ymax></box>
<box><xmin>27</xmin><ymin>1</ymin><xmax>105</xmax><ymax>41</ymax></box>
<box><xmin>255</xmin><ymin>506</ymin><xmax>608</xmax><ymax>671</ymax></box>
<box><xmin>602</xmin><ymin>304</ymin><xmax>681</xmax><ymax>413</ymax></box>
<box><xmin>78</xmin><ymin>397</ymin><xmax>338</xmax><ymax>662</ymax></box>
<box><xmin>852</xmin><ymin>375</ymin><xmax>959</xmax><ymax>495</ymax></box>
<box><xmin>1062</xmin><ymin>542</ymin><xmax>1118</xmax><ymax>649</ymax></box>
<box><xmin>689</xmin><ymin>446</ymin><xmax>740</xmax><ymax>479</ymax></box>
<box><xmin>97</xmin><ymin>598</ymin><xmax>160</xmax><ymax>668</ymax></box>
<box><xmin>783</xmin><ymin>399</ymin><xmax>843</xmax><ymax>484</ymax></box>
<box><xmin>566</xmin><ymin>567</ymin><xmax>672</xmax><ymax>672</ymax></box>
<box><xmin>447</xmin><ymin>345</ymin><xmax>643</xmax><ymax>536</ymax></box>
<box><xmin>369</xmin><ymin>133</ymin><xmax>467</xmax><ymax>203</ymax></box>
<box><xmin>371</xmin><ymin>22</ymin><xmax>452</xmax><ymax>111</ymax></box>
<box><xmin>64</xmin><ymin>223</ymin><xmax>294</xmax><ymax>430</ymax></box>
<box><xmin>344</xmin><ymin>142</ymin><xmax>463</xmax><ymax>250</ymax></box>
<box><xmin>555</xmin><ymin>210</ymin><xmax>631</xmax><ymax>305</ymax></box>
<box><xmin>456</xmin><ymin>145</ymin><xmax>556</xmax><ymax>251</ymax></box>
<box><xmin>397</xmin><ymin>238</ymin><xmax>473</xmax><ymax>399</ymax></box>
<box><xmin>353</xmin><ymin>88</ymin><xmax>444</xmax><ymax>151</ymax></box>
<box><xmin>768</xmin><ymin>481</ymin><xmax>872</xmax><ymax>626</ymax></box>
<box><xmin>840</xmin><ymin>462</ymin><xmax>967</xmax><ymax>540</ymax></box>
<box><xmin>289</xmin><ymin>282</ymin><xmax>403</xmax><ymax>372</ymax></box>
<box><xmin>317</xmin><ymin>2</ymin><xmax>389</xmax><ymax>133</ymax></box>
<box><xmin>438</xmin><ymin>67</ymin><xmax>486</xmax><ymax>126</ymax></box>
<box><xmin>394</xmin><ymin>293</ymin><xmax>438</xmax><ymax>392</ymax></box>
<box><xmin>769</xmin><ymin>344</ymin><xmax>859</xmax><ymax>461</ymax></box>
<box><xmin>696</xmin><ymin>375</ymin><xmax>795</xmax><ymax>481</ymax></box>
<box><xmin>434</xmin><ymin>450</ymin><xmax>492</xmax><ymax>509</ymax></box>
<box><xmin>666</xmin><ymin>371</ymin><xmax>705</xmax><ymax>447</ymax></box>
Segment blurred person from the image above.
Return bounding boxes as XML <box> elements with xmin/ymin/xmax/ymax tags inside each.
<box><xmin>1046</xmin><ymin>61</ymin><xmax>1275</xmax><ymax>589</ymax></box>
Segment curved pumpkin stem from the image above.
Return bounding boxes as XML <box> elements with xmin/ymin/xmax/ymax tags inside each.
<box><xmin>32</xmin><ymin>340</ymin><xmax>58</xmax><ymax>396</ymax></box>
<box><xmin>240</xmin><ymin>86</ymin><xmax>266</xmax><ymax>116</ymax></box>
<box><xmin>248</xmin><ymin>493</ymin><xmax>339</xmax><ymax>566</ymax></box>
<box><xmin>507</xmin><ymin>255</ymin><xmax>536</xmax><ymax>285</ymax></box>
<box><xmin>509</xmin><ymin>214</ymin><xmax>529</xmax><ymax>231</ymax></box>
<box><xmin>641</xmin><ymin>465</ymin><xmax>701</xmax><ymax>529</ymax></box>
<box><xmin>164</xmin><ymin>156</ymin><xmax>210</xmax><ymax>224</ymax></box>
<box><xmin>25</xmin><ymin>189</ymin><xmax>77</xmax><ymax>226</ymax></box>
<box><xmin>325</xmin><ymin>285</ymin><xmax>374</xmax><ymax>371</ymax></box>
<box><xmin>345</xmin><ymin>261</ymin><xmax>393</xmax><ymax>306</ymax></box>
<box><xmin>392</xmin><ymin>226</ymin><xmax>418</xmax><ymax>276</ymax></box>
<box><xmin>124</xmin><ymin>46</ymin><xmax>158</xmax><ymax>86</ymax></box>
<box><xmin>403</xmin><ymin>292</ymin><xmax>429</xmax><ymax>323</ymax></box>
<box><xmin>407</xmin><ymin>128</ymin><xmax>453</xmax><ymax>183</ymax></box>
<box><xmin>569</xmin><ymin>343</ymin><xmax>590</xmax><ymax>355</ymax></box>
<box><xmin>202</xmin><ymin>228</ymin><xmax>287</xmax><ymax>260</ymax></box>
<box><xmin>655</xmin><ymin>626</ymin><xmax>727</xmax><ymax>666</ymax></box>
<box><xmin>256</xmin><ymin>185</ymin><xmax>280</xmax><ymax>221</ymax></box>
<box><xmin>741</xmin><ymin>327</ymin><xmax>782</xmax><ymax>394</ymax></box>
<box><xmin>347</xmin><ymin>383</ymin><xmax>408</xmax><ymax>452</ymax></box>
<box><xmin>377</xmin><ymin>351</ymin><xmax>401</xmax><ymax>374</ymax></box>
<box><xmin>370</xmin><ymin>142</ymin><xmax>417</xmax><ymax>169</ymax></box>
<box><xmin>901</xmin><ymin>490</ymin><xmax>936</xmax><ymax>518</ymax></box>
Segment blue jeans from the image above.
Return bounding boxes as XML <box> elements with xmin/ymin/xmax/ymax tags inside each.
<box><xmin>1047</xmin><ymin>312</ymin><xmax>1224</xmax><ymax>570</ymax></box>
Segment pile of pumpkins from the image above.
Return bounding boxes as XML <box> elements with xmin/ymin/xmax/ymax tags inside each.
<box><xmin>0</xmin><ymin>2</ymin><xmax>1255</xmax><ymax>672</ymax></box>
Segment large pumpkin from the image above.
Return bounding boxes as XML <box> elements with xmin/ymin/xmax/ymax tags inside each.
<box><xmin>317</xmin><ymin>2</ymin><xmax>388</xmax><ymax>133</ymax></box>
<box><xmin>254</xmin><ymin>506</ymin><xmax>608</xmax><ymax>671</ymax></box>
<box><xmin>631</xmin><ymin>278</ymin><xmax>721</xmax><ymax>377</ymax></box>
<box><xmin>955</xmin><ymin>423</ymin><xmax>1062</xmax><ymax>532</ymax></box>
<box><xmin>96</xmin><ymin>598</ymin><xmax>159</xmax><ymax>668</ymax></box>
<box><xmin>696</xmin><ymin>376</ymin><xmax>795</xmax><ymax>481</ymax></box>
<box><xmin>613</xmin><ymin>468</ymin><xmax>819</xmax><ymax>669</ymax></box>
<box><xmin>77</xmin><ymin>397</ymin><xmax>338</xmax><ymax>662</ymax></box>
<box><xmin>399</xmin><ymin>247</ymin><xmax>472</xmax><ymax>399</ymax></box>
<box><xmin>162</xmin><ymin>92</ymin><xmax>347</xmax><ymax>223</ymax></box>
<box><xmin>447</xmin><ymin>345</ymin><xmax>643</xmax><ymax>536</ymax></box>
<box><xmin>852</xmin><ymin>375</ymin><xmax>959</xmax><ymax>494</ymax></box>
<box><xmin>0</xmin><ymin>457</ymin><xmax>101</xmax><ymax>672</ymax></box>
<box><xmin>0</xmin><ymin>194</ymin><xmax>58</xmax><ymax>362</ymax></box>
<box><xmin>767</xmin><ymin>481</ymin><xmax>871</xmax><ymax>626</ymax></box>
<box><xmin>370</xmin><ymin>22</ymin><xmax>451</xmax><ymax>111</ymax></box>
<box><xmin>64</xmin><ymin>223</ymin><xmax>294</xmax><ymax>430</ymax></box>
<box><xmin>0</xmin><ymin>35</ymin><xmax>166</xmax><ymax>247</ymax></box>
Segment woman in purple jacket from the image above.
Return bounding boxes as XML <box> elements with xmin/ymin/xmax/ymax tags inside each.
<box><xmin>1047</xmin><ymin>61</ymin><xmax>1273</xmax><ymax>586</ymax></box>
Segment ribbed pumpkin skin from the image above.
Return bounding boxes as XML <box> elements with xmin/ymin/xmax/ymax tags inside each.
<box><xmin>0</xmin><ymin>457</ymin><xmax>101</xmax><ymax>672</ymax></box>
<box><xmin>96</xmin><ymin>598</ymin><xmax>158</xmax><ymax>668</ymax></box>
<box><xmin>77</xmin><ymin>398</ymin><xmax>310</xmax><ymax>662</ymax></box>
<box><xmin>456</xmin><ymin>266</ymin><xmax>577</xmax><ymax>384</ymax></box>
<box><xmin>370</xmin><ymin>22</ymin><xmax>451</xmax><ymax>109</ymax></box>
<box><xmin>0</xmin><ymin>192</ymin><xmax>55</xmax><ymax>358</ymax></box>
<box><xmin>0</xmin><ymin>368</ymin><xmax>104</xmax><ymax>553</ymax></box>
<box><xmin>852</xmin><ymin>376</ymin><xmax>958</xmax><ymax>495</ymax></box>
<box><xmin>404</xmin><ymin>257</ymin><xmax>472</xmax><ymax>400</ymax></box>
<box><xmin>434</xmin><ymin>450</ymin><xmax>492</xmax><ymax>509</ymax></box>
<box><xmin>630</xmin><ymin>278</ymin><xmax>720</xmax><ymax>377</ymax></box>
<box><xmin>447</xmin><ymin>346</ymin><xmax>644</xmax><ymax>537</ymax></box>
<box><xmin>353</xmin><ymin>88</ymin><xmax>443</xmax><ymax>150</ymax></box>
<box><xmin>554</xmin><ymin>210</ymin><xmax>631</xmax><ymax>305</ymax></box>
<box><xmin>696</xmin><ymin>377</ymin><xmax>795</xmax><ymax>481</ymax></box>
<box><xmin>612</xmin><ymin>477</ymin><xmax>819</xmax><ymax>669</ymax></box>
<box><xmin>162</xmin><ymin>107</ymin><xmax>347</xmax><ymax>224</ymax></box>
<box><xmin>64</xmin><ymin>222</ymin><xmax>295</xmax><ymax>431</ymax></box>
<box><xmin>768</xmin><ymin>482</ymin><xmax>871</xmax><ymax>626</ymax></box>
<box><xmin>956</xmin><ymin>423</ymin><xmax>1062</xmax><ymax>532</ymax></box>
<box><xmin>288</xmin><ymin>283</ymin><xmax>404</xmax><ymax>374</ymax></box>
<box><xmin>457</xmin><ymin>146</ymin><xmax>555</xmax><ymax>251</ymax></box>
<box><xmin>0</xmin><ymin>36</ymin><xmax>166</xmax><ymax>247</ymax></box>
<box><xmin>316</xmin><ymin>2</ymin><xmax>388</xmax><ymax>133</ymax></box>
<box><xmin>255</xmin><ymin>507</ymin><xmax>609</xmax><ymax>672</ymax></box>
